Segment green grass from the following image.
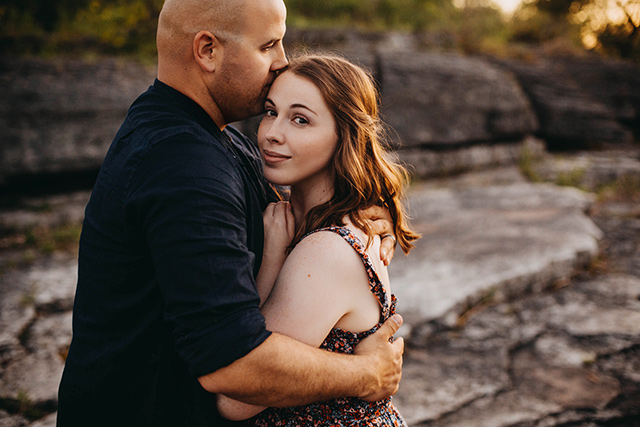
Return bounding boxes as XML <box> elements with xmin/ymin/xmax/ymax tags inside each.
<box><xmin>518</xmin><ymin>146</ymin><xmax>542</xmax><ymax>182</ymax></box>
<box><xmin>596</xmin><ymin>174</ymin><xmax>640</xmax><ymax>204</ymax></box>
<box><xmin>555</xmin><ymin>167</ymin><xmax>586</xmax><ymax>189</ymax></box>
<box><xmin>0</xmin><ymin>223</ymin><xmax>82</xmax><ymax>277</ymax></box>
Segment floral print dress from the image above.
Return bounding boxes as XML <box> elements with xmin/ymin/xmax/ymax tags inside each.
<box><xmin>251</xmin><ymin>226</ymin><xmax>407</xmax><ymax>427</ymax></box>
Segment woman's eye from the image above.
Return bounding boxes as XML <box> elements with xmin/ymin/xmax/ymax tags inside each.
<box><xmin>264</xmin><ymin>109</ymin><xmax>277</xmax><ymax>117</ymax></box>
<box><xmin>293</xmin><ymin>116</ymin><xmax>309</xmax><ymax>125</ymax></box>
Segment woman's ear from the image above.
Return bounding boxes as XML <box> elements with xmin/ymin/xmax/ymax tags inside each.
<box><xmin>193</xmin><ymin>30</ymin><xmax>221</xmax><ymax>73</ymax></box>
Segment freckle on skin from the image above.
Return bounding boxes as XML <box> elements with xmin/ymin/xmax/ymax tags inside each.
<box><xmin>307</xmin><ymin>274</ymin><xmax>311</xmax><ymax>278</ymax></box>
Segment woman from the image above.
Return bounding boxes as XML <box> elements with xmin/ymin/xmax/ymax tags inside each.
<box><xmin>218</xmin><ymin>54</ymin><xmax>420</xmax><ymax>426</ymax></box>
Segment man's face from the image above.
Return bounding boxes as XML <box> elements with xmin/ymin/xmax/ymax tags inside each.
<box><xmin>211</xmin><ymin>0</ymin><xmax>288</xmax><ymax>124</ymax></box>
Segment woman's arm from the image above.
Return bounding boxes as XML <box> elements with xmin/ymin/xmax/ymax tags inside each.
<box><xmin>216</xmin><ymin>230</ymin><xmax>380</xmax><ymax>420</ymax></box>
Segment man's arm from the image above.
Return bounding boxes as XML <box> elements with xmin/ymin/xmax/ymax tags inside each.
<box><xmin>211</xmin><ymin>230</ymin><xmax>404</xmax><ymax>420</ymax></box>
<box><xmin>201</xmin><ymin>315</ymin><xmax>403</xmax><ymax>410</ymax></box>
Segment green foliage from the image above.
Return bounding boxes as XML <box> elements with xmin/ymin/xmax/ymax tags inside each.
<box><xmin>571</xmin><ymin>0</ymin><xmax>640</xmax><ymax>60</ymax></box>
<box><xmin>514</xmin><ymin>0</ymin><xmax>640</xmax><ymax>60</ymax></box>
<box><xmin>597</xmin><ymin>174</ymin><xmax>640</xmax><ymax>203</ymax></box>
<box><xmin>518</xmin><ymin>146</ymin><xmax>542</xmax><ymax>182</ymax></box>
<box><xmin>0</xmin><ymin>0</ymin><xmax>636</xmax><ymax>60</ymax></box>
<box><xmin>285</xmin><ymin>0</ymin><xmax>460</xmax><ymax>31</ymax></box>
<box><xmin>555</xmin><ymin>167</ymin><xmax>586</xmax><ymax>188</ymax></box>
<box><xmin>509</xmin><ymin>2</ymin><xmax>582</xmax><ymax>46</ymax></box>
<box><xmin>11</xmin><ymin>224</ymin><xmax>82</xmax><ymax>255</ymax></box>
<box><xmin>0</xmin><ymin>0</ymin><xmax>161</xmax><ymax>57</ymax></box>
<box><xmin>456</xmin><ymin>5</ymin><xmax>511</xmax><ymax>54</ymax></box>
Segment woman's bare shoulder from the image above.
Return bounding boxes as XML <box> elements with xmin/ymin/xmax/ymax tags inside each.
<box><xmin>284</xmin><ymin>228</ymin><xmax>364</xmax><ymax>281</ymax></box>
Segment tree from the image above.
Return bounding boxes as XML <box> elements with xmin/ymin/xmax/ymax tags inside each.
<box><xmin>571</xmin><ymin>0</ymin><xmax>640</xmax><ymax>58</ymax></box>
<box><xmin>518</xmin><ymin>0</ymin><xmax>640</xmax><ymax>58</ymax></box>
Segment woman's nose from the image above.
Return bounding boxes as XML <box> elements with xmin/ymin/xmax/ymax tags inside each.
<box><xmin>262</xmin><ymin>118</ymin><xmax>284</xmax><ymax>145</ymax></box>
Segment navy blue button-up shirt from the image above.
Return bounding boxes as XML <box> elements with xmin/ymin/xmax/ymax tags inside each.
<box><xmin>58</xmin><ymin>80</ymin><xmax>273</xmax><ymax>426</ymax></box>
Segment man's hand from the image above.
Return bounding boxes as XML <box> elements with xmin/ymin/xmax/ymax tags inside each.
<box><xmin>360</xmin><ymin>205</ymin><xmax>396</xmax><ymax>265</ymax></box>
<box><xmin>354</xmin><ymin>314</ymin><xmax>404</xmax><ymax>402</ymax></box>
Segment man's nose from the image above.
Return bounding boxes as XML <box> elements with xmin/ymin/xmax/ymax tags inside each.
<box><xmin>270</xmin><ymin>43</ymin><xmax>288</xmax><ymax>72</ymax></box>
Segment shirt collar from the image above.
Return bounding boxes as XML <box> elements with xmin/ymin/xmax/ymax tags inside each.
<box><xmin>153</xmin><ymin>78</ymin><xmax>225</xmax><ymax>140</ymax></box>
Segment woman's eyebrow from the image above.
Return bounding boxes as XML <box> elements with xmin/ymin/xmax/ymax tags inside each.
<box><xmin>290</xmin><ymin>103</ymin><xmax>317</xmax><ymax>116</ymax></box>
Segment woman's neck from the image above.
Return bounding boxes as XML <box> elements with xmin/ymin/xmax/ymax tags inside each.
<box><xmin>289</xmin><ymin>178</ymin><xmax>334</xmax><ymax>228</ymax></box>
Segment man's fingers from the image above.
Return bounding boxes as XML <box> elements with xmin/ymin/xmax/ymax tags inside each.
<box><xmin>380</xmin><ymin>238</ymin><xmax>396</xmax><ymax>266</ymax></box>
<box><xmin>392</xmin><ymin>336</ymin><xmax>404</xmax><ymax>353</ymax></box>
<box><xmin>379</xmin><ymin>314</ymin><xmax>403</xmax><ymax>338</ymax></box>
<box><xmin>369</xmin><ymin>216</ymin><xmax>392</xmax><ymax>237</ymax></box>
<box><xmin>362</xmin><ymin>205</ymin><xmax>389</xmax><ymax>221</ymax></box>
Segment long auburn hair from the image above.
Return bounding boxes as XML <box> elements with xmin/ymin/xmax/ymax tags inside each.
<box><xmin>284</xmin><ymin>53</ymin><xmax>420</xmax><ymax>254</ymax></box>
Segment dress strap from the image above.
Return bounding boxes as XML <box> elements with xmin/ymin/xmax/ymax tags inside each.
<box><xmin>302</xmin><ymin>226</ymin><xmax>391</xmax><ymax>320</ymax></box>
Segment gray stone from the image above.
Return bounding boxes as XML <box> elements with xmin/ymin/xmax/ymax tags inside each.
<box><xmin>0</xmin><ymin>192</ymin><xmax>89</xmax><ymax>233</ymax></box>
<box><xmin>496</xmin><ymin>57</ymin><xmax>634</xmax><ymax>148</ymax></box>
<box><xmin>393</xmin><ymin>345</ymin><xmax>510</xmax><ymax>425</ymax></box>
<box><xmin>533</xmin><ymin>148</ymin><xmax>640</xmax><ymax>192</ymax></box>
<box><xmin>29</xmin><ymin>258</ymin><xmax>78</xmax><ymax>313</ymax></box>
<box><xmin>389</xmin><ymin>179</ymin><xmax>603</xmax><ymax>327</ymax></box>
<box><xmin>0</xmin><ymin>255</ymin><xmax>75</xmax><ymax>404</ymax></box>
<box><xmin>0</xmin><ymin>411</ymin><xmax>28</xmax><ymax>427</ymax></box>
<box><xmin>1</xmin><ymin>150</ymin><xmax>638</xmax><ymax>424</ymax></box>
<box><xmin>419</xmin><ymin>390</ymin><xmax>563</xmax><ymax>427</ymax></box>
<box><xmin>0</xmin><ymin>346</ymin><xmax>64</xmax><ymax>403</ymax></box>
<box><xmin>0</xmin><ymin>269</ymin><xmax>36</xmax><ymax>364</ymax></box>
<box><xmin>399</xmin><ymin>136</ymin><xmax>546</xmax><ymax>179</ymax></box>
<box><xmin>0</xmin><ymin>304</ymin><xmax>71</xmax><ymax>404</ymax></box>
<box><xmin>512</xmin><ymin>347</ymin><xmax>620</xmax><ymax>410</ymax></box>
<box><xmin>552</xmin><ymin>56</ymin><xmax>640</xmax><ymax>130</ymax></box>
<box><xmin>0</xmin><ymin>57</ymin><xmax>154</xmax><ymax>180</ymax></box>
<box><xmin>27</xmin><ymin>413</ymin><xmax>56</xmax><ymax>427</ymax></box>
<box><xmin>379</xmin><ymin>51</ymin><xmax>538</xmax><ymax>147</ymax></box>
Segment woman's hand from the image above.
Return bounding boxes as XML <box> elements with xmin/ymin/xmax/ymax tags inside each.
<box><xmin>263</xmin><ymin>201</ymin><xmax>295</xmax><ymax>257</ymax></box>
<box><xmin>256</xmin><ymin>201</ymin><xmax>295</xmax><ymax>305</ymax></box>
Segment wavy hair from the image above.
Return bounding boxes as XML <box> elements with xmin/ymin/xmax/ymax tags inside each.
<box><xmin>284</xmin><ymin>53</ymin><xmax>420</xmax><ymax>254</ymax></box>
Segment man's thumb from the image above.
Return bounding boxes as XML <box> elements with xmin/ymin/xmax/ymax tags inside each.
<box><xmin>380</xmin><ymin>314</ymin><xmax>403</xmax><ymax>337</ymax></box>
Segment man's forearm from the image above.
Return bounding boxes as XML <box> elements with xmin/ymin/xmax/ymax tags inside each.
<box><xmin>199</xmin><ymin>333</ymin><xmax>374</xmax><ymax>407</ymax></box>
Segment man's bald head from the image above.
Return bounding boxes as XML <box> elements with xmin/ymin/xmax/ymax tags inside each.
<box><xmin>157</xmin><ymin>0</ymin><xmax>247</xmax><ymax>62</ymax></box>
<box><xmin>155</xmin><ymin>0</ymin><xmax>288</xmax><ymax>127</ymax></box>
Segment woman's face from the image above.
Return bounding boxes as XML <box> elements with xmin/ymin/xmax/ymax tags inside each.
<box><xmin>258</xmin><ymin>71</ymin><xmax>338</xmax><ymax>190</ymax></box>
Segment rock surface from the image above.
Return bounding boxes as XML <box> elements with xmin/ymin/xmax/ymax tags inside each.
<box><xmin>496</xmin><ymin>57</ymin><xmax>635</xmax><ymax>149</ymax></box>
<box><xmin>2</xmin><ymin>31</ymin><xmax>638</xmax><ymax>184</ymax></box>
<box><xmin>0</xmin><ymin>57</ymin><xmax>155</xmax><ymax>181</ymax></box>
<box><xmin>1</xmin><ymin>149</ymin><xmax>638</xmax><ymax>425</ymax></box>
<box><xmin>379</xmin><ymin>51</ymin><xmax>538</xmax><ymax>147</ymax></box>
<box><xmin>390</xmin><ymin>169</ymin><xmax>603</xmax><ymax>327</ymax></box>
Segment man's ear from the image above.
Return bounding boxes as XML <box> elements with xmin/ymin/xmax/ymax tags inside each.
<box><xmin>193</xmin><ymin>30</ymin><xmax>221</xmax><ymax>73</ymax></box>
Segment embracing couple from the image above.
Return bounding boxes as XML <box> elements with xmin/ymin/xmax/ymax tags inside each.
<box><xmin>57</xmin><ymin>0</ymin><xmax>419</xmax><ymax>425</ymax></box>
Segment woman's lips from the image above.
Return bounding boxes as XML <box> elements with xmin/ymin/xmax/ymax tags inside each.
<box><xmin>263</xmin><ymin>149</ymin><xmax>291</xmax><ymax>164</ymax></box>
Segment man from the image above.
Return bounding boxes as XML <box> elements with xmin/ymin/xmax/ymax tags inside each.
<box><xmin>57</xmin><ymin>0</ymin><xmax>404</xmax><ymax>425</ymax></box>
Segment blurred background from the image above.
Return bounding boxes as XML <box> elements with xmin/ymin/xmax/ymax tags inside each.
<box><xmin>0</xmin><ymin>0</ymin><xmax>638</xmax><ymax>60</ymax></box>
<box><xmin>0</xmin><ymin>1</ymin><xmax>639</xmax><ymax>426</ymax></box>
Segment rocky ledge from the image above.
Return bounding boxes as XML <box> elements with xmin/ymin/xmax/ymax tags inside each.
<box><xmin>0</xmin><ymin>150</ymin><xmax>639</xmax><ymax>426</ymax></box>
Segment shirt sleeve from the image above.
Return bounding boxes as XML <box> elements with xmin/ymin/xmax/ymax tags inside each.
<box><xmin>126</xmin><ymin>133</ymin><xmax>271</xmax><ymax>377</ymax></box>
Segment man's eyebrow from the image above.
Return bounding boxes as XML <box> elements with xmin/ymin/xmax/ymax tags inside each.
<box><xmin>262</xmin><ymin>38</ymin><xmax>280</xmax><ymax>47</ymax></box>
